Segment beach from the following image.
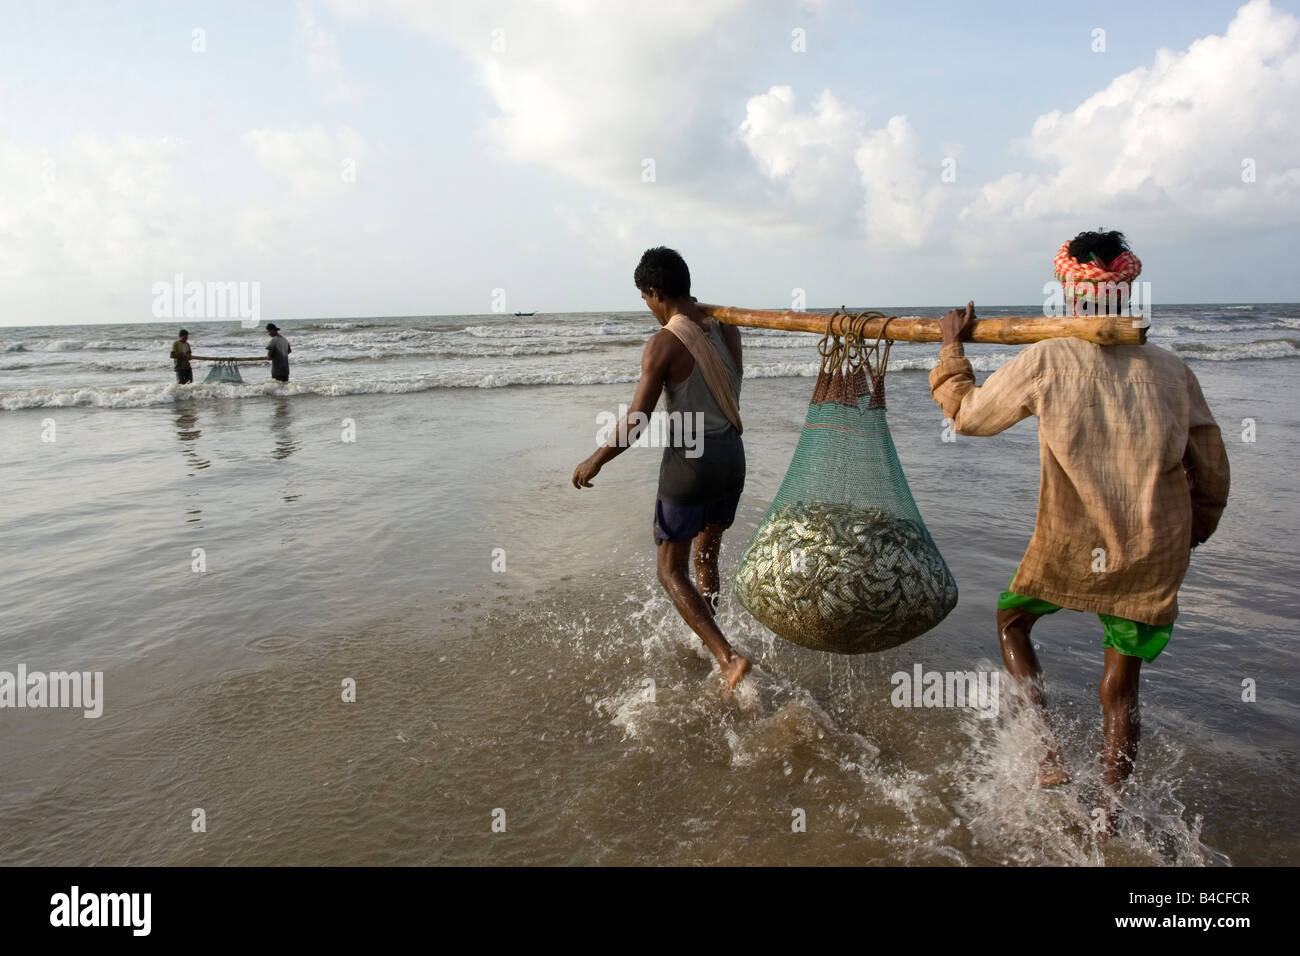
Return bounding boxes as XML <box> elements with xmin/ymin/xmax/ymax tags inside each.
<box><xmin>0</xmin><ymin>306</ymin><xmax>1296</xmax><ymax>866</ymax></box>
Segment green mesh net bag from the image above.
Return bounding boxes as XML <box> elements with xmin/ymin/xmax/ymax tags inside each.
<box><xmin>734</xmin><ymin>313</ymin><xmax>958</xmax><ymax>653</ymax></box>
<box><xmin>203</xmin><ymin>361</ymin><xmax>245</xmax><ymax>384</ymax></box>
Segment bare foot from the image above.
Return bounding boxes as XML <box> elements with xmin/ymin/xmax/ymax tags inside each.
<box><xmin>1038</xmin><ymin>761</ymin><xmax>1071</xmax><ymax>788</ymax></box>
<box><xmin>1038</xmin><ymin>745</ymin><xmax>1071</xmax><ymax>787</ymax></box>
<box><xmin>720</xmin><ymin>653</ymin><xmax>751</xmax><ymax>696</ymax></box>
<box><xmin>1035</xmin><ymin>727</ymin><xmax>1070</xmax><ymax>787</ymax></box>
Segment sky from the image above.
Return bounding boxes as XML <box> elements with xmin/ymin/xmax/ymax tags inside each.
<box><xmin>1</xmin><ymin>0</ymin><xmax>1298</xmax><ymax>326</ymax></box>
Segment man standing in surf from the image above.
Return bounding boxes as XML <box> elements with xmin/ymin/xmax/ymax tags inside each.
<box><xmin>930</xmin><ymin>229</ymin><xmax>1230</xmax><ymax>834</ymax></box>
<box><xmin>572</xmin><ymin>247</ymin><xmax>751</xmax><ymax>695</ymax></box>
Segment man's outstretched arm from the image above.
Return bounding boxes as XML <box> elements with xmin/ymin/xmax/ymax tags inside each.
<box><xmin>572</xmin><ymin>333</ymin><xmax>673</xmax><ymax>488</ymax></box>
<box><xmin>929</xmin><ymin>302</ymin><xmax>1039</xmax><ymax>436</ymax></box>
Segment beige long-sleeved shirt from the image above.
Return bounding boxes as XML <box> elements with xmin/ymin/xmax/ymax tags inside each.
<box><xmin>929</xmin><ymin>338</ymin><xmax>1229</xmax><ymax>625</ymax></box>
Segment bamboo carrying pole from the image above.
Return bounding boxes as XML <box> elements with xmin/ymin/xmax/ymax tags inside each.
<box><xmin>698</xmin><ymin>305</ymin><xmax>1147</xmax><ymax>346</ymax></box>
<box><xmin>189</xmin><ymin>356</ymin><xmax>269</xmax><ymax>363</ymax></box>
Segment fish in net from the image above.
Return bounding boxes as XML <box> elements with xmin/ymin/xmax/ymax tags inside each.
<box><xmin>734</xmin><ymin>312</ymin><xmax>958</xmax><ymax>653</ymax></box>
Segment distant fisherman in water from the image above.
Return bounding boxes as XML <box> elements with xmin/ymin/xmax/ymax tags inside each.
<box><xmin>930</xmin><ymin>229</ymin><xmax>1230</xmax><ymax>834</ymax></box>
<box><xmin>170</xmin><ymin>329</ymin><xmax>193</xmax><ymax>384</ymax></box>
<box><xmin>265</xmin><ymin>323</ymin><xmax>291</xmax><ymax>382</ymax></box>
<box><xmin>572</xmin><ymin>247</ymin><xmax>751</xmax><ymax>695</ymax></box>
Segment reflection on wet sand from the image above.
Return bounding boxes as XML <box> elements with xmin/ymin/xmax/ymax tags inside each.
<box><xmin>173</xmin><ymin>400</ymin><xmax>211</xmax><ymax>475</ymax></box>
<box><xmin>271</xmin><ymin>395</ymin><xmax>298</xmax><ymax>462</ymax></box>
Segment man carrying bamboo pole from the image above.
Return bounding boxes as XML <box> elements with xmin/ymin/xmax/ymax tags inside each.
<box><xmin>929</xmin><ymin>230</ymin><xmax>1230</xmax><ymax>834</ymax></box>
<box><xmin>572</xmin><ymin>247</ymin><xmax>751</xmax><ymax>695</ymax></box>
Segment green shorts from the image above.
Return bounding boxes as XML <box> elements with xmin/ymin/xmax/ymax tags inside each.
<box><xmin>996</xmin><ymin>568</ymin><xmax>1172</xmax><ymax>662</ymax></box>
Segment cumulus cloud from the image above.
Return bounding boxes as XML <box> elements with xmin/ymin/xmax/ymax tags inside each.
<box><xmin>0</xmin><ymin>125</ymin><xmax>372</xmax><ymax>323</ymax></box>
<box><xmin>335</xmin><ymin>0</ymin><xmax>750</xmax><ymax>193</ymax></box>
<box><xmin>347</xmin><ymin>0</ymin><xmax>1300</xmax><ymax>258</ymax></box>
<box><xmin>244</xmin><ymin>125</ymin><xmax>367</xmax><ymax>200</ymax></box>
<box><xmin>960</xmin><ymin>0</ymin><xmax>1300</xmax><ymax>248</ymax></box>
<box><xmin>740</xmin><ymin>87</ymin><xmax>864</xmax><ymax>204</ymax></box>
<box><xmin>738</xmin><ymin>86</ymin><xmax>956</xmax><ymax>246</ymax></box>
<box><xmin>7</xmin><ymin>0</ymin><xmax>1297</xmax><ymax>323</ymax></box>
<box><xmin>345</xmin><ymin>0</ymin><xmax>958</xmax><ymax>248</ymax></box>
<box><xmin>0</xmin><ymin>135</ymin><xmax>190</xmax><ymax>285</ymax></box>
<box><xmin>294</xmin><ymin>2</ymin><xmax>362</xmax><ymax>102</ymax></box>
<box><xmin>853</xmin><ymin>116</ymin><xmax>953</xmax><ymax>248</ymax></box>
<box><xmin>336</xmin><ymin>1</ymin><xmax>871</xmax><ymax>234</ymax></box>
<box><xmin>295</xmin><ymin>2</ymin><xmax>341</xmax><ymax>74</ymax></box>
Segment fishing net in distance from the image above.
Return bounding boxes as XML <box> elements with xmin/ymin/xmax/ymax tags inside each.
<box><xmin>203</xmin><ymin>361</ymin><xmax>245</xmax><ymax>384</ymax></box>
<box><xmin>734</xmin><ymin>311</ymin><xmax>958</xmax><ymax>653</ymax></box>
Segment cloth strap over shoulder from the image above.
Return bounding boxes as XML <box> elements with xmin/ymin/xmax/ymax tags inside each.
<box><xmin>664</xmin><ymin>314</ymin><xmax>743</xmax><ymax>434</ymax></box>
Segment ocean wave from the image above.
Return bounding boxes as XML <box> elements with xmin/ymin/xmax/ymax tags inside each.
<box><xmin>893</xmin><ymin>353</ymin><xmax>1014</xmax><ymax>372</ymax></box>
<box><xmin>1172</xmin><ymin>338</ymin><xmax>1300</xmax><ymax>361</ymax></box>
<box><xmin>1151</xmin><ymin>320</ymin><xmax>1286</xmax><ymax>335</ymax></box>
<box><xmin>5</xmin><ymin>333</ymin><xmax>1296</xmax><ymax>410</ymax></box>
<box><xmin>0</xmin><ymin>370</ymin><xmax>643</xmax><ymax>409</ymax></box>
<box><xmin>744</xmin><ymin>337</ymin><xmax>824</xmax><ymax>350</ymax></box>
<box><xmin>297</xmin><ymin>321</ymin><xmax>376</xmax><ymax>330</ymax></box>
<box><xmin>30</xmin><ymin>340</ymin><xmax>91</xmax><ymax>352</ymax></box>
<box><xmin>740</xmin><ymin>355</ymin><xmax>1014</xmax><ymax>375</ymax></box>
<box><xmin>463</xmin><ymin>322</ymin><xmax>649</xmax><ymax>339</ymax></box>
<box><xmin>8</xmin><ymin>338</ymin><xmax>186</xmax><ymax>353</ymax></box>
<box><xmin>81</xmin><ymin>342</ymin><xmax>602</xmax><ymax>372</ymax></box>
<box><xmin>742</xmin><ymin>327</ymin><xmax>815</xmax><ymax>338</ymax></box>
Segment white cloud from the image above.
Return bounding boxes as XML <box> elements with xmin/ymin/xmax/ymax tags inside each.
<box><xmin>337</xmin><ymin>0</ymin><xmax>747</xmax><ymax>190</ymax></box>
<box><xmin>0</xmin><ymin>127</ymin><xmax>373</xmax><ymax>323</ymax></box>
<box><xmin>854</xmin><ymin>115</ymin><xmax>952</xmax><ymax>248</ymax></box>
<box><xmin>737</xmin><ymin>87</ymin><xmax>957</xmax><ymax>246</ymax></box>
<box><xmin>348</xmin><ymin>1</ymin><xmax>961</xmax><ymax>249</ymax></box>
<box><xmin>294</xmin><ymin>2</ymin><xmax>362</xmax><ymax>102</ymax></box>
<box><xmin>350</xmin><ymin>0</ymin><xmax>1300</xmax><ymax>260</ymax></box>
<box><xmin>338</xmin><ymin>1</ymin><xmax>851</xmax><ymax>233</ymax></box>
<box><xmin>295</xmin><ymin>2</ymin><xmax>340</xmax><ymax>74</ymax></box>
<box><xmin>0</xmin><ymin>135</ymin><xmax>190</xmax><ymax>285</ymax></box>
<box><xmin>740</xmin><ymin>87</ymin><xmax>864</xmax><ymax>203</ymax></box>
<box><xmin>960</xmin><ymin>0</ymin><xmax>1300</xmax><ymax>248</ymax></box>
<box><xmin>244</xmin><ymin>125</ymin><xmax>367</xmax><ymax>200</ymax></box>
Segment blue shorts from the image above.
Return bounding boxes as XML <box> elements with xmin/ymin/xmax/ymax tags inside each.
<box><xmin>654</xmin><ymin>494</ymin><xmax>740</xmax><ymax>545</ymax></box>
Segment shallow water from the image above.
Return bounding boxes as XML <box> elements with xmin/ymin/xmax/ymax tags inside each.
<box><xmin>0</xmin><ymin>310</ymin><xmax>1296</xmax><ymax>865</ymax></box>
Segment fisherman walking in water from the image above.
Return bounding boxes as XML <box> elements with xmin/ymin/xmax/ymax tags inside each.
<box><xmin>265</xmin><ymin>323</ymin><xmax>291</xmax><ymax>382</ymax></box>
<box><xmin>170</xmin><ymin>329</ymin><xmax>194</xmax><ymax>384</ymax></box>
<box><xmin>572</xmin><ymin>247</ymin><xmax>750</xmax><ymax>694</ymax></box>
<box><xmin>930</xmin><ymin>229</ymin><xmax>1230</xmax><ymax>833</ymax></box>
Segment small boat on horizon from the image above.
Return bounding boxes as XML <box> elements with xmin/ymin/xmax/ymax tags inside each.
<box><xmin>513</xmin><ymin>311</ymin><xmax>536</xmax><ymax>316</ymax></box>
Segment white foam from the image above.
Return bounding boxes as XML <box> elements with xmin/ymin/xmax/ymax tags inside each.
<box><xmin>949</xmin><ymin>678</ymin><xmax>1227</xmax><ymax>865</ymax></box>
<box><xmin>1173</xmin><ymin>339</ymin><xmax>1299</xmax><ymax>361</ymax></box>
<box><xmin>463</xmin><ymin>322</ymin><xmax>648</xmax><ymax>339</ymax></box>
<box><xmin>0</xmin><ymin>367</ymin><xmax>646</xmax><ymax>409</ymax></box>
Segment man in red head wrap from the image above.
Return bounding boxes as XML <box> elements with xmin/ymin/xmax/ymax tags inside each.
<box><xmin>929</xmin><ymin>229</ymin><xmax>1230</xmax><ymax>835</ymax></box>
<box><xmin>1053</xmin><ymin>229</ymin><xmax>1144</xmax><ymax>316</ymax></box>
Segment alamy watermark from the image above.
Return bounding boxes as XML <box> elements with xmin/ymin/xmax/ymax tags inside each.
<box><xmin>0</xmin><ymin>665</ymin><xmax>103</xmax><ymax>718</ymax></box>
<box><xmin>1043</xmin><ymin>280</ymin><xmax>1151</xmax><ymax>327</ymax></box>
<box><xmin>50</xmin><ymin>886</ymin><xmax>150</xmax><ymax>936</ymax></box>
<box><xmin>890</xmin><ymin>664</ymin><xmax>999</xmax><ymax>718</ymax></box>
<box><xmin>152</xmin><ymin>274</ymin><xmax>261</xmax><ymax>328</ymax></box>
<box><xmin>596</xmin><ymin>404</ymin><xmax>705</xmax><ymax>458</ymax></box>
